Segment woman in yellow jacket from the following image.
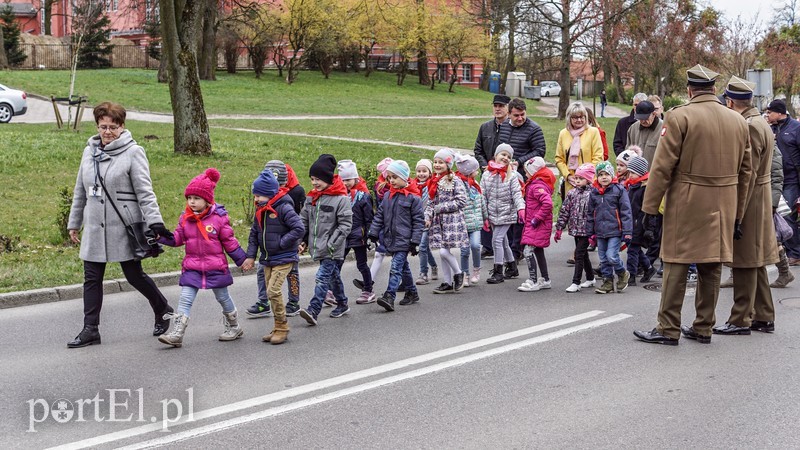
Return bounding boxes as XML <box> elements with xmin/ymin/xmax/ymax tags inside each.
<box><xmin>555</xmin><ymin>102</ymin><xmax>604</xmax><ymax>197</ymax></box>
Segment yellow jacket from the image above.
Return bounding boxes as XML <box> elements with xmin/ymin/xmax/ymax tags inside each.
<box><xmin>554</xmin><ymin>127</ymin><xmax>604</xmax><ymax>195</ymax></box>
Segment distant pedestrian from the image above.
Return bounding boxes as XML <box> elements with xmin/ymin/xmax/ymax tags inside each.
<box><xmin>600</xmin><ymin>90</ymin><xmax>608</xmax><ymax>118</ymax></box>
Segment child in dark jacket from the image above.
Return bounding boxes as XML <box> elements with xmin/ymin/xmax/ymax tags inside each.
<box><xmin>555</xmin><ymin>163</ymin><xmax>597</xmax><ymax>293</ymax></box>
<box><xmin>338</xmin><ymin>160</ymin><xmax>376</xmax><ymax>304</ymax></box>
<box><xmin>299</xmin><ymin>154</ymin><xmax>353</xmax><ymax>326</ymax></box>
<box><xmin>369</xmin><ymin>160</ymin><xmax>425</xmax><ymax>311</ymax></box>
<box><xmin>248</xmin><ymin>160</ymin><xmax>306</xmax><ymax>318</ymax></box>
<box><xmin>623</xmin><ymin>156</ymin><xmax>657</xmax><ymax>286</ymax></box>
<box><xmin>158</xmin><ymin>168</ymin><xmax>248</xmax><ymax>347</ymax></box>
<box><xmin>588</xmin><ymin>161</ymin><xmax>632</xmax><ymax>294</ymax></box>
<box><xmin>243</xmin><ymin>168</ymin><xmax>304</xmax><ymax>345</ymax></box>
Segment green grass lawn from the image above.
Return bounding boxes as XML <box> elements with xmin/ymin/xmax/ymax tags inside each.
<box><xmin>0</xmin><ymin>69</ymin><xmax>495</xmax><ymax>116</ymax></box>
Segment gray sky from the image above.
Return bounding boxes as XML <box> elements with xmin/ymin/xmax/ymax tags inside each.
<box><xmin>707</xmin><ymin>0</ymin><xmax>774</xmax><ymax>22</ymax></box>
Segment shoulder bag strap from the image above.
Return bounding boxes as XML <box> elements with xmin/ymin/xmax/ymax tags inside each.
<box><xmin>97</xmin><ymin>175</ymin><xmax>130</xmax><ymax>226</ymax></box>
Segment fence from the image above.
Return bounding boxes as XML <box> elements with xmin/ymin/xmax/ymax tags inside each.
<box><xmin>18</xmin><ymin>43</ymin><xmax>159</xmax><ymax>69</ymax></box>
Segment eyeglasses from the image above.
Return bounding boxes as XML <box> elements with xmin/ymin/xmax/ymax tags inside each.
<box><xmin>571</xmin><ymin>116</ymin><xmax>586</xmax><ymax>121</ymax></box>
<box><xmin>97</xmin><ymin>125</ymin><xmax>121</xmax><ymax>132</ymax></box>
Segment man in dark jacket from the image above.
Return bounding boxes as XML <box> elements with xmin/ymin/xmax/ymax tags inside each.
<box><xmin>474</xmin><ymin>94</ymin><xmax>510</xmax><ymax>168</ymax></box>
<box><xmin>766</xmin><ymin>99</ymin><xmax>800</xmax><ymax>264</ymax></box>
<box><xmin>612</xmin><ymin>92</ymin><xmax>647</xmax><ymax>156</ymax></box>
<box><xmin>497</xmin><ymin>98</ymin><xmax>546</xmax><ymax>173</ymax></box>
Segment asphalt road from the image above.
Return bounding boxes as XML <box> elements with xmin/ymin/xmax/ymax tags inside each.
<box><xmin>5</xmin><ymin>239</ymin><xmax>800</xmax><ymax>449</ymax></box>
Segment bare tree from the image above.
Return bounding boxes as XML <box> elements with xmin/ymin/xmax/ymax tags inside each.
<box><xmin>719</xmin><ymin>14</ymin><xmax>764</xmax><ymax>77</ymax></box>
<box><xmin>775</xmin><ymin>0</ymin><xmax>799</xmax><ymax>26</ymax></box>
<box><xmin>198</xmin><ymin>0</ymin><xmax>218</xmax><ymax>80</ymax></box>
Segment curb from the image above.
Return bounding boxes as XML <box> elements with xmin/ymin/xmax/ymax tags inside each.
<box><xmin>0</xmin><ymin>253</ymin><xmax>336</xmax><ymax>309</ymax></box>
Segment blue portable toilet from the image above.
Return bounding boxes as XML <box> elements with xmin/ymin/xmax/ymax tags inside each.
<box><xmin>489</xmin><ymin>72</ymin><xmax>501</xmax><ymax>94</ymax></box>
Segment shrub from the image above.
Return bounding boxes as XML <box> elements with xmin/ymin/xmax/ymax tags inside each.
<box><xmin>663</xmin><ymin>95</ymin><xmax>685</xmax><ymax>111</ymax></box>
<box><xmin>604</xmin><ymin>84</ymin><xmax>619</xmax><ymax>104</ymax></box>
<box><xmin>56</xmin><ymin>186</ymin><xmax>74</xmax><ymax>245</ymax></box>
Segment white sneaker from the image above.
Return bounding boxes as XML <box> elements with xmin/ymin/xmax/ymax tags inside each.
<box><xmin>470</xmin><ymin>268</ymin><xmax>481</xmax><ymax>284</ymax></box>
<box><xmin>565</xmin><ymin>283</ymin><xmax>581</xmax><ymax>293</ymax></box>
<box><xmin>580</xmin><ymin>279</ymin><xmax>596</xmax><ymax>288</ymax></box>
<box><xmin>518</xmin><ymin>279</ymin><xmax>540</xmax><ymax>292</ymax></box>
<box><xmin>537</xmin><ymin>279</ymin><xmax>552</xmax><ymax>290</ymax></box>
<box><xmin>462</xmin><ymin>273</ymin><xmax>470</xmax><ymax>288</ymax></box>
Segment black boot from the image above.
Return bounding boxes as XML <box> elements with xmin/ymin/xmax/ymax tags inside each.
<box><xmin>504</xmin><ymin>261</ymin><xmax>519</xmax><ymax>279</ymax></box>
<box><xmin>487</xmin><ymin>264</ymin><xmax>505</xmax><ymax>284</ymax></box>
<box><xmin>153</xmin><ymin>308</ymin><xmax>173</xmax><ymax>336</ymax></box>
<box><xmin>67</xmin><ymin>325</ymin><xmax>101</xmax><ymax>348</ymax></box>
<box><xmin>453</xmin><ymin>273</ymin><xmax>465</xmax><ymax>291</ymax></box>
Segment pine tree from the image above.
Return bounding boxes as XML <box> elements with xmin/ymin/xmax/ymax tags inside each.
<box><xmin>72</xmin><ymin>0</ymin><xmax>113</xmax><ymax>69</ymax></box>
<box><xmin>1</xmin><ymin>5</ymin><xmax>28</xmax><ymax>67</ymax></box>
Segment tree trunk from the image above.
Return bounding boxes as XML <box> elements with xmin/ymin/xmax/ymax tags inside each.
<box><xmin>416</xmin><ymin>0</ymin><xmax>430</xmax><ymax>86</ymax></box>
<box><xmin>449</xmin><ymin>64</ymin><xmax>459</xmax><ymax>92</ymax></box>
<box><xmin>0</xmin><ymin>30</ymin><xmax>7</xmax><ymax>69</ymax></box>
<box><xmin>44</xmin><ymin>0</ymin><xmax>54</xmax><ymax>35</ymax></box>
<box><xmin>157</xmin><ymin>53</ymin><xmax>168</xmax><ymax>82</ymax></box>
<box><xmin>500</xmin><ymin>2</ymin><xmax>516</xmax><ymax>94</ymax></box>
<box><xmin>159</xmin><ymin>0</ymin><xmax>212</xmax><ymax>155</ymax></box>
<box><xmin>198</xmin><ymin>0</ymin><xmax>217</xmax><ymax>81</ymax></box>
<box><xmin>557</xmin><ymin>0</ymin><xmax>571</xmax><ymax>120</ymax></box>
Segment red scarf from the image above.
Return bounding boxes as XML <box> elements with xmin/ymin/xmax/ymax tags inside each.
<box><xmin>524</xmin><ymin>167</ymin><xmax>556</xmax><ymax>194</ymax></box>
<box><xmin>285</xmin><ymin>164</ymin><xmax>300</xmax><ymax>189</ymax></box>
<box><xmin>255</xmin><ymin>187</ymin><xmax>290</xmax><ymax>227</ymax></box>
<box><xmin>624</xmin><ymin>172</ymin><xmax>649</xmax><ymax>189</ymax></box>
<box><xmin>426</xmin><ymin>171</ymin><xmax>447</xmax><ymax>200</ymax></box>
<box><xmin>181</xmin><ymin>205</ymin><xmax>211</xmax><ymax>241</ymax></box>
<box><xmin>456</xmin><ymin>172</ymin><xmax>481</xmax><ymax>193</ymax></box>
<box><xmin>307</xmin><ymin>175</ymin><xmax>348</xmax><ymax>205</ymax></box>
<box><xmin>487</xmin><ymin>161</ymin><xmax>509</xmax><ymax>181</ymax></box>
<box><xmin>593</xmin><ymin>177</ymin><xmax>620</xmax><ymax>195</ymax></box>
<box><xmin>389</xmin><ymin>181</ymin><xmax>420</xmax><ymax>198</ymax></box>
<box><xmin>349</xmin><ymin>177</ymin><xmax>370</xmax><ymax>201</ymax></box>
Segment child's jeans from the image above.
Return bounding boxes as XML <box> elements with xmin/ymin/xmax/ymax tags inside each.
<box><xmin>460</xmin><ymin>230</ymin><xmax>481</xmax><ymax>273</ymax></box>
<box><xmin>386</xmin><ymin>251</ymin><xmax>417</xmax><ymax>299</ymax></box>
<box><xmin>257</xmin><ymin>261</ymin><xmax>300</xmax><ymax>305</ymax></box>
<box><xmin>345</xmin><ymin>245</ymin><xmax>373</xmax><ymax>292</ymax></box>
<box><xmin>178</xmin><ymin>286</ymin><xmax>235</xmax><ymax>317</ymax></box>
<box><xmin>626</xmin><ymin>244</ymin><xmax>652</xmax><ymax>278</ymax></box>
<box><xmin>307</xmin><ymin>258</ymin><xmax>347</xmax><ymax>316</ymax></box>
<box><xmin>419</xmin><ymin>230</ymin><xmax>437</xmax><ymax>275</ymax></box>
<box><xmin>598</xmin><ymin>236</ymin><xmax>625</xmax><ymax>278</ymax></box>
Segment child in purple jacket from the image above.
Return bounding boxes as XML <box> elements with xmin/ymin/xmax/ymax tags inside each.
<box><xmin>158</xmin><ymin>168</ymin><xmax>248</xmax><ymax>347</ymax></box>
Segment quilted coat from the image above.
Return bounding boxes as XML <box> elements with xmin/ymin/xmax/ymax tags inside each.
<box><xmin>521</xmin><ymin>178</ymin><xmax>553</xmax><ymax>248</ymax></box>
<box><xmin>481</xmin><ymin>168</ymin><xmax>525</xmax><ymax>225</ymax></box>
<box><xmin>425</xmin><ymin>174</ymin><xmax>469</xmax><ymax>249</ymax></box>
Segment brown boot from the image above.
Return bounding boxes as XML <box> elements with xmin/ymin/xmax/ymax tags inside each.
<box><xmin>262</xmin><ymin>327</ymin><xmax>277</xmax><ymax>343</ymax></box>
<box><xmin>270</xmin><ymin>320</ymin><xmax>289</xmax><ymax>345</ymax></box>
<box><xmin>771</xmin><ymin>246</ymin><xmax>795</xmax><ymax>288</ymax></box>
<box><xmin>720</xmin><ymin>269</ymin><xmax>734</xmax><ymax>288</ymax></box>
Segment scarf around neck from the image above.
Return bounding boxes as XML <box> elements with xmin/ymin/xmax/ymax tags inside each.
<box><xmin>307</xmin><ymin>175</ymin><xmax>348</xmax><ymax>205</ymax></box>
<box><xmin>427</xmin><ymin>171</ymin><xmax>448</xmax><ymax>200</ymax></box>
<box><xmin>389</xmin><ymin>181</ymin><xmax>420</xmax><ymax>199</ymax></box>
<box><xmin>593</xmin><ymin>177</ymin><xmax>619</xmax><ymax>195</ymax></box>
<box><xmin>624</xmin><ymin>172</ymin><xmax>649</xmax><ymax>189</ymax></box>
<box><xmin>568</xmin><ymin>125</ymin><xmax>587</xmax><ymax>171</ymax></box>
<box><xmin>255</xmin><ymin>187</ymin><xmax>290</xmax><ymax>227</ymax></box>
<box><xmin>181</xmin><ymin>205</ymin><xmax>211</xmax><ymax>241</ymax></box>
<box><xmin>487</xmin><ymin>161</ymin><xmax>509</xmax><ymax>181</ymax></box>
<box><xmin>348</xmin><ymin>177</ymin><xmax>370</xmax><ymax>202</ymax></box>
<box><xmin>455</xmin><ymin>172</ymin><xmax>481</xmax><ymax>193</ymax></box>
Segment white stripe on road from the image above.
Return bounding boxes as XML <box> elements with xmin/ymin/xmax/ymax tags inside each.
<box><xmin>49</xmin><ymin>310</ymin><xmax>613</xmax><ymax>450</ymax></box>
<box><xmin>120</xmin><ymin>313</ymin><xmax>632</xmax><ymax>449</ymax></box>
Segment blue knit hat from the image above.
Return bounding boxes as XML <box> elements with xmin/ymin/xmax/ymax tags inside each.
<box><xmin>252</xmin><ymin>168</ymin><xmax>279</xmax><ymax>197</ymax></box>
<box><xmin>386</xmin><ymin>160</ymin><xmax>411</xmax><ymax>182</ymax></box>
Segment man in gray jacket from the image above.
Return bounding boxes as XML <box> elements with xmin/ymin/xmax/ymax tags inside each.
<box><xmin>474</xmin><ymin>94</ymin><xmax>510</xmax><ymax>168</ymax></box>
<box><xmin>626</xmin><ymin>100</ymin><xmax>663</xmax><ymax>165</ymax></box>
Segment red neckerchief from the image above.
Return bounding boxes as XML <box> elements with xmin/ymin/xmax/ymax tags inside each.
<box><xmin>349</xmin><ymin>177</ymin><xmax>370</xmax><ymax>201</ymax></box>
<box><xmin>285</xmin><ymin>164</ymin><xmax>300</xmax><ymax>189</ymax></box>
<box><xmin>524</xmin><ymin>167</ymin><xmax>556</xmax><ymax>193</ymax></box>
<box><xmin>487</xmin><ymin>161</ymin><xmax>509</xmax><ymax>181</ymax></box>
<box><xmin>307</xmin><ymin>175</ymin><xmax>348</xmax><ymax>205</ymax></box>
<box><xmin>427</xmin><ymin>171</ymin><xmax>446</xmax><ymax>200</ymax></box>
<box><xmin>624</xmin><ymin>172</ymin><xmax>649</xmax><ymax>189</ymax></box>
<box><xmin>593</xmin><ymin>177</ymin><xmax>620</xmax><ymax>195</ymax></box>
<box><xmin>389</xmin><ymin>181</ymin><xmax>420</xmax><ymax>198</ymax></box>
<box><xmin>255</xmin><ymin>187</ymin><xmax>290</xmax><ymax>227</ymax></box>
<box><xmin>181</xmin><ymin>205</ymin><xmax>211</xmax><ymax>241</ymax></box>
<box><xmin>456</xmin><ymin>172</ymin><xmax>481</xmax><ymax>193</ymax></box>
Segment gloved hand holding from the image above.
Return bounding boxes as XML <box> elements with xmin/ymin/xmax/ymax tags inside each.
<box><xmin>554</xmin><ymin>229</ymin><xmax>562</xmax><ymax>243</ymax></box>
<box><xmin>588</xmin><ymin>234</ymin><xmax>597</xmax><ymax>248</ymax></box>
<box><xmin>643</xmin><ymin>229</ymin><xmax>655</xmax><ymax>247</ymax></box>
<box><xmin>150</xmin><ymin>223</ymin><xmax>173</xmax><ymax>240</ymax></box>
<box><xmin>517</xmin><ymin>210</ymin><xmax>525</xmax><ymax>223</ymax></box>
<box><xmin>531</xmin><ymin>217</ymin><xmax>541</xmax><ymax>228</ymax></box>
<box><xmin>482</xmin><ymin>219</ymin><xmax>491</xmax><ymax>232</ymax></box>
<box><xmin>734</xmin><ymin>219</ymin><xmax>743</xmax><ymax>240</ymax></box>
<box><xmin>369</xmin><ymin>235</ymin><xmax>379</xmax><ymax>244</ymax></box>
<box><xmin>623</xmin><ymin>235</ymin><xmax>632</xmax><ymax>246</ymax></box>
<box><xmin>410</xmin><ymin>244</ymin><xmax>419</xmax><ymax>256</ymax></box>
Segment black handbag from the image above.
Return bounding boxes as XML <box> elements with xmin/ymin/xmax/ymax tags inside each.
<box><xmin>99</xmin><ymin>176</ymin><xmax>163</xmax><ymax>261</ymax></box>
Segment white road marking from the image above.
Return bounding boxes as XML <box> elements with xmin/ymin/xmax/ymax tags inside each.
<box><xmin>49</xmin><ymin>310</ymin><xmax>615</xmax><ymax>450</ymax></box>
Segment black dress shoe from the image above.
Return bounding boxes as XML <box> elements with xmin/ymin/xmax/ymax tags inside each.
<box><xmin>353</xmin><ymin>279</ymin><xmax>365</xmax><ymax>290</ymax></box>
<box><xmin>153</xmin><ymin>312</ymin><xmax>172</xmax><ymax>336</ymax></box>
<box><xmin>67</xmin><ymin>325</ymin><xmax>101</xmax><ymax>348</ymax></box>
<box><xmin>480</xmin><ymin>248</ymin><xmax>494</xmax><ymax>260</ymax></box>
<box><xmin>633</xmin><ymin>328</ymin><xmax>679</xmax><ymax>346</ymax></box>
<box><xmin>713</xmin><ymin>323</ymin><xmax>751</xmax><ymax>335</ymax></box>
<box><xmin>750</xmin><ymin>320</ymin><xmax>775</xmax><ymax>333</ymax></box>
<box><xmin>681</xmin><ymin>325</ymin><xmax>712</xmax><ymax>343</ymax></box>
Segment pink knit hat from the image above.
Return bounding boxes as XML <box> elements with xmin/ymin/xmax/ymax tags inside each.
<box><xmin>574</xmin><ymin>163</ymin><xmax>596</xmax><ymax>182</ymax></box>
<box><xmin>376</xmin><ymin>157</ymin><xmax>394</xmax><ymax>175</ymax></box>
<box><xmin>185</xmin><ymin>168</ymin><xmax>220</xmax><ymax>204</ymax></box>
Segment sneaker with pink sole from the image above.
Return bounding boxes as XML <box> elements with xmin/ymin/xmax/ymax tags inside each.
<box><xmin>323</xmin><ymin>290</ymin><xmax>336</xmax><ymax>307</ymax></box>
<box><xmin>469</xmin><ymin>268</ymin><xmax>481</xmax><ymax>284</ymax></box>
<box><xmin>355</xmin><ymin>291</ymin><xmax>376</xmax><ymax>304</ymax></box>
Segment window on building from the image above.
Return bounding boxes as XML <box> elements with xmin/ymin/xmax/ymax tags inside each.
<box><xmin>462</xmin><ymin>64</ymin><xmax>472</xmax><ymax>82</ymax></box>
<box><xmin>437</xmin><ymin>64</ymin><xmax>448</xmax><ymax>82</ymax></box>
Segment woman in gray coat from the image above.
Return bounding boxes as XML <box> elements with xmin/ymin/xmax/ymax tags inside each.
<box><xmin>66</xmin><ymin>102</ymin><xmax>174</xmax><ymax>348</ymax></box>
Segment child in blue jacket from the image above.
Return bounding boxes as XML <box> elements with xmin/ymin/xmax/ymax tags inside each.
<box><xmin>588</xmin><ymin>161</ymin><xmax>632</xmax><ymax>294</ymax></box>
<box><xmin>338</xmin><ymin>160</ymin><xmax>376</xmax><ymax>304</ymax></box>
<box><xmin>369</xmin><ymin>160</ymin><xmax>425</xmax><ymax>312</ymax></box>
<box><xmin>243</xmin><ymin>169</ymin><xmax>304</xmax><ymax>345</ymax></box>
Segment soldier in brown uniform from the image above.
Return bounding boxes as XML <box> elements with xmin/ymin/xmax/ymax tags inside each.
<box><xmin>634</xmin><ymin>65</ymin><xmax>753</xmax><ymax>345</ymax></box>
<box><xmin>713</xmin><ymin>76</ymin><xmax>779</xmax><ymax>335</ymax></box>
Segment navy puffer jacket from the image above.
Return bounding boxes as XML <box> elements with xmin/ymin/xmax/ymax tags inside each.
<box><xmin>247</xmin><ymin>196</ymin><xmax>305</xmax><ymax>266</ymax></box>
<box><xmin>369</xmin><ymin>192</ymin><xmax>424</xmax><ymax>253</ymax></box>
<box><xmin>347</xmin><ymin>190</ymin><xmax>374</xmax><ymax>248</ymax></box>
<box><xmin>587</xmin><ymin>182</ymin><xmax>632</xmax><ymax>238</ymax></box>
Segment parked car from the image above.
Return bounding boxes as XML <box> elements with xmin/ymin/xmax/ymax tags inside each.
<box><xmin>0</xmin><ymin>84</ymin><xmax>28</xmax><ymax>123</ymax></box>
<box><xmin>540</xmin><ymin>81</ymin><xmax>561</xmax><ymax>97</ymax></box>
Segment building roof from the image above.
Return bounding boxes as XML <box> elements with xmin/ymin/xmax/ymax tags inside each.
<box><xmin>3</xmin><ymin>2</ymin><xmax>37</xmax><ymax>16</ymax></box>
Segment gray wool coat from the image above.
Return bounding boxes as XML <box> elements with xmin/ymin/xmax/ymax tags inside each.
<box><xmin>67</xmin><ymin>131</ymin><xmax>164</xmax><ymax>263</ymax></box>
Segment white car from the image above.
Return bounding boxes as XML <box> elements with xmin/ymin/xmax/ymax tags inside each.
<box><xmin>0</xmin><ymin>83</ymin><xmax>28</xmax><ymax>123</ymax></box>
<box><xmin>540</xmin><ymin>81</ymin><xmax>561</xmax><ymax>97</ymax></box>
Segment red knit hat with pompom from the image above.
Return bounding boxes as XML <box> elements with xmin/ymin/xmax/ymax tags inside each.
<box><xmin>184</xmin><ymin>168</ymin><xmax>220</xmax><ymax>204</ymax></box>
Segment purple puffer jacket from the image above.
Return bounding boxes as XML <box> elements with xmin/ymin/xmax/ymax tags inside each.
<box><xmin>521</xmin><ymin>178</ymin><xmax>553</xmax><ymax>248</ymax></box>
<box><xmin>159</xmin><ymin>204</ymin><xmax>247</xmax><ymax>289</ymax></box>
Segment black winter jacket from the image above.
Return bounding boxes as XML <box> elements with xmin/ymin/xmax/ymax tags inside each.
<box><xmin>497</xmin><ymin>118</ymin><xmax>546</xmax><ymax>171</ymax></box>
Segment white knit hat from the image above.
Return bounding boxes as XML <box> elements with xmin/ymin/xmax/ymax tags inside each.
<box><xmin>337</xmin><ymin>159</ymin><xmax>359</xmax><ymax>180</ymax></box>
<box><xmin>494</xmin><ymin>143</ymin><xmax>514</xmax><ymax>158</ymax></box>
